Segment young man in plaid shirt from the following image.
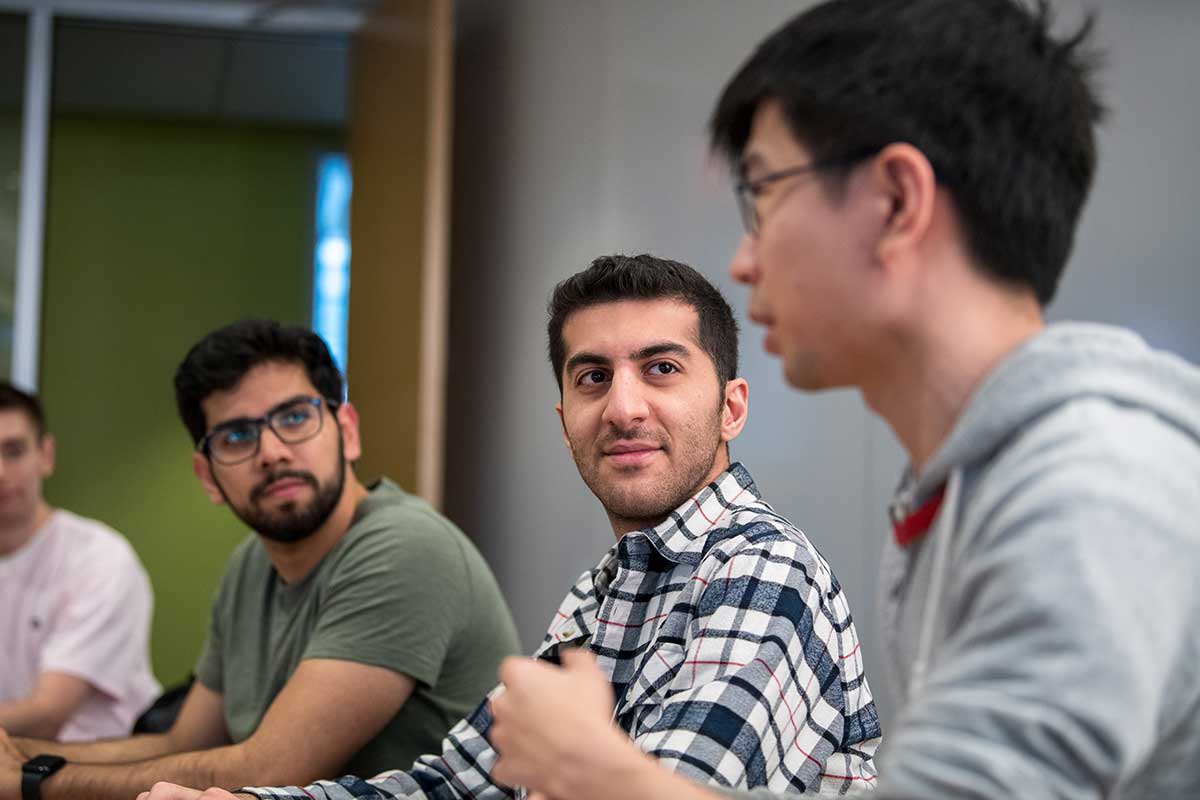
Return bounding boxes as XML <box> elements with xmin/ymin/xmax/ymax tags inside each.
<box><xmin>129</xmin><ymin>254</ymin><xmax>880</xmax><ymax>800</ymax></box>
<box><xmin>479</xmin><ymin>1</ymin><xmax>1200</xmax><ymax>799</ymax></box>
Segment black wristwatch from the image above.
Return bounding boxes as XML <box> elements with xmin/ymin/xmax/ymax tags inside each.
<box><xmin>21</xmin><ymin>755</ymin><xmax>66</xmax><ymax>800</ymax></box>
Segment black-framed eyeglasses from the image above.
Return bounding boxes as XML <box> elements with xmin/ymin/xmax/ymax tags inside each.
<box><xmin>198</xmin><ymin>395</ymin><xmax>337</xmax><ymax>466</ymax></box>
<box><xmin>734</xmin><ymin>149</ymin><xmax>879</xmax><ymax>236</ymax></box>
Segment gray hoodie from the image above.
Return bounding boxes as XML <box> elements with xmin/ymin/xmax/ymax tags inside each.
<box><xmin>872</xmin><ymin>321</ymin><xmax>1200</xmax><ymax>798</ymax></box>
<box><xmin>724</xmin><ymin>322</ymin><xmax>1200</xmax><ymax>798</ymax></box>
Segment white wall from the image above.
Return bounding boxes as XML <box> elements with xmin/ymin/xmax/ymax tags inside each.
<box><xmin>444</xmin><ymin>0</ymin><xmax>1200</xmax><ymax>728</ymax></box>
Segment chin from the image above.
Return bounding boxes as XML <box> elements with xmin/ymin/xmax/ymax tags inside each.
<box><xmin>598</xmin><ymin>486</ymin><xmax>670</xmax><ymax>520</ymax></box>
<box><xmin>783</xmin><ymin>358</ymin><xmax>833</xmax><ymax>392</ymax></box>
<box><xmin>782</xmin><ymin>359</ymin><xmax>814</xmax><ymax>389</ymax></box>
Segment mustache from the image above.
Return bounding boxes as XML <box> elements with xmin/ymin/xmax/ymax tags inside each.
<box><xmin>597</xmin><ymin>427</ymin><xmax>668</xmax><ymax>452</ymax></box>
<box><xmin>251</xmin><ymin>470</ymin><xmax>319</xmax><ymax>502</ymax></box>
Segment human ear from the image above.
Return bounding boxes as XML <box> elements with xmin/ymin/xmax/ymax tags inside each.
<box><xmin>192</xmin><ymin>452</ymin><xmax>226</xmax><ymax>505</ymax></box>
<box><xmin>555</xmin><ymin>402</ymin><xmax>573</xmax><ymax>454</ymax></box>
<box><xmin>335</xmin><ymin>401</ymin><xmax>363</xmax><ymax>462</ymax></box>
<box><xmin>720</xmin><ymin>378</ymin><xmax>749</xmax><ymax>443</ymax></box>
<box><xmin>872</xmin><ymin>143</ymin><xmax>937</xmax><ymax>269</ymax></box>
<box><xmin>37</xmin><ymin>433</ymin><xmax>55</xmax><ymax>478</ymax></box>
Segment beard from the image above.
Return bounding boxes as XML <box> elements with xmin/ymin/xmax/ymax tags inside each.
<box><xmin>570</xmin><ymin>411</ymin><xmax>724</xmax><ymax>527</ymax></box>
<box><xmin>217</xmin><ymin>439</ymin><xmax>347</xmax><ymax>544</ymax></box>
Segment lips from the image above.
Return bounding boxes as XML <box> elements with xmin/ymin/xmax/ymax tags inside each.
<box><xmin>605</xmin><ymin>442</ymin><xmax>660</xmax><ymax>454</ymax></box>
<box><xmin>747</xmin><ymin>307</ymin><xmax>774</xmax><ymax>327</ymax></box>
<box><xmin>746</xmin><ymin>306</ymin><xmax>780</xmax><ymax>353</ymax></box>
<box><xmin>262</xmin><ymin>478</ymin><xmax>308</xmax><ymax>496</ymax></box>
<box><xmin>601</xmin><ymin>441</ymin><xmax>663</xmax><ymax>467</ymax></box>
<box><xmin>252</xmin><ymin>472</ymin><xmax>317</xmax><ymax>502</ymax></box>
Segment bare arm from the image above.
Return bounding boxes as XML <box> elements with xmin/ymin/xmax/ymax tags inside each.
<box><xmin>0</xmin><ymin>673</ymin><xmax>93</xmax><ymax>740</ymax></box>
<box><xmin>25</xmin><ymin>659</ymin><xmax>413</xmax><ymax>800</ymax></box>
<box><xmin>14</xmin><ymin>680</ymin><xmax>229</xmax><ymax>764</ymax></box>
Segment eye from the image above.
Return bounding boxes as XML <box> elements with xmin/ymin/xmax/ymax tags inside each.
<box><xmin>1</xmin><ymin>442</ymin><xmax>27</xmax><ymax>460</ymax></box>
<box><xmin>276</xmin><ymin>405</ymin><xmax>315</xmax><ymax>429</ymax></box>
<box><xmin>576</xmin><ymin>369</ymin><xmax>609</xmax><ymax>387</ymax></box>
<box><xmin>647</xmin><ymin>361</ymin><xmax>679</xmax><ymax>376</ymax></box>
<box><xmin>218</xmin><ymin>425</ymin><xmax>258</xmax><ymax>448</ymax></box>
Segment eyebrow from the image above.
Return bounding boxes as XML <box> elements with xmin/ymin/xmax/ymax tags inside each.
<box><xmin>211</xmin><ymin>394</ymin><xmax>314</xmax><ymax>430</ymax></box>
<box><xmin>738</xmin><ymin>152</ymin><xmax>766</xmax><ymax>179</ymax></box>
<box><xmin>564</xmin><ymin>351</ymin><xmax>611</xmax><ymax>376</ymax></box>
<box><xmin>633</xmin><ymin>342</ymin><xmax>691</xmax><ymax>361</ymax></box>
<box><xmin>564</xmin><ymin>341</ymin><xmax>692</xmax><ymax>376</ymax></box>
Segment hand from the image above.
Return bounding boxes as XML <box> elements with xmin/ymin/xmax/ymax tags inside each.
<box><xmin>0</xmin><ymin>729</ymin><xmax>24</xmax><ymax>800</ymax></box>
<box><xmin>489</xmin><ymin>649</ymin><xmax>650</xmax><ymax>800</ymax></box>
<box><xmin>135</xmin><ymin>783</ymin><xmax>246</xmax><ymax>800</ymax></box>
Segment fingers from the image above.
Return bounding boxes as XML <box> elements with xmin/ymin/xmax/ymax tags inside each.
<box><xmin>490</xmin><ymin>753</ymin><xmax>514</xmax><ymax>788</ymax></box>
<box><xmin>140</xmin><ymin>782</ymin><xmax>209</xmax><ymax>800</ymax></box>
<box><xmin>497</xmin><ymin>656</ymin><xmax>543</xmax><ymax>688</ymax></box>
<box><xmin>559</xmin><ymin>647</ymin><xmax>600</xmax><ymax>673</ymax></box>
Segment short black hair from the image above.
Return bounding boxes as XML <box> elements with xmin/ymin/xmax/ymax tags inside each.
<box><xmin>0</xmin><ymin>382</ymin><xmax>46</xmax><ymax>438</ymax></box>
<box><xmin>710</xmin><ymin>0</ymin><xmax>1106</xmax><ymax>306</ymax></box>
<box><xmin>547</xmin><ymin>254</ymin><xmax>739</xmax><ymax>392</ymax></box>
<box><xmin>174</xmin><ymin>319</ymin><xmax>344</xmax><ymax>445</ymax></box>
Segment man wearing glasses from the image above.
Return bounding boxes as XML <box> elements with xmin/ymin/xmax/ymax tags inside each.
<box><xmin>0</xmin><ymin>319</ymin><xmax>520</xmax><ymax>800</ymax></box>
<box><xmin>465</xmin><ymin>1</ymin><xmax>1200</xmax><ymax>799</ymax></box>
<box><xmin>121</xmin><ymin>255</ymin><xmax>879</xmax><ymax>800</ymax></box>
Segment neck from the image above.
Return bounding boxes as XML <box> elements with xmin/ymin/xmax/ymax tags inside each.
<box><xmin>607</xmin><ymin>511</ymin><xmax>659</xmax><ymax>539</ymax></box>
<box><xmin>0</xmin><ymin>501</ymin><xmax>54</xmax><ymax>557</ymax></box>
<box><xmin>861</xmin><ymin>284</ymin><xmax>1043</xmax><ymax>474</ymax></box>
<box><xmin>262</xmin><ymin>474</ymin><xmax>369</xmax><ymax>584</ymax></box>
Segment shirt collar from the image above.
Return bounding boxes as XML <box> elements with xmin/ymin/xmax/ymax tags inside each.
<box><xmin>620</xmin><ymin>462</ymin><xmax>760</xmax><ymax>567</ymax></box>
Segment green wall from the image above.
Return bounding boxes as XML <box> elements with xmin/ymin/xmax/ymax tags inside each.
<box><xmin>39</xmin><ymin>115</ymin><xmax>340</xmax><ymax>685</ymax></box>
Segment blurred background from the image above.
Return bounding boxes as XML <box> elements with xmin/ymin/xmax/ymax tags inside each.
<box><xmin>2</xmin><ymin>0</ymin><xmax>1197</xmax><ymax>730</ymax></box>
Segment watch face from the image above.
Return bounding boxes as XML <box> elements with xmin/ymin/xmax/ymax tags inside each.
<box><xmin>24</xmin><ymin>755</ymin><xmax>66</xmax><ymax>774</ymax></box>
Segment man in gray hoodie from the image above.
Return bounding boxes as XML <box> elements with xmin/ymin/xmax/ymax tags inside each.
<box><xmin>482</xmin><ymin>1</ymin><xmax>1200</xmax><ymax>798</ymax></box>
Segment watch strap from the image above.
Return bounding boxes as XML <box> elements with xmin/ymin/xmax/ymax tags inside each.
<box><xmin>21</xmin><ymin>756</ymin><xmax>66</xmax><ymax>800</ymax></box>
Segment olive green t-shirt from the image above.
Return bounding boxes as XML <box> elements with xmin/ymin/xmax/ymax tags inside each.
<box><xmin>194</xmin><ymin>478</ymin><xmax>520</xmax><ymax>776</ymax></box>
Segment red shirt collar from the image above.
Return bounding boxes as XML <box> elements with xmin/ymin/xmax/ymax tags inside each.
<box><xmin>891</xmin><ymin>486</ymin><xmax>946</xmax><ymax>547</ymax></box>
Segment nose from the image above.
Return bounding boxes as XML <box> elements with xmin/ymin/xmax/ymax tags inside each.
<box><xmin>601</xmin><ymin>368</ymin><xmax>650</xmax><ymax>429</ymax></box>
<box><xmin>729</xmin><ymin>233</ymin><xmax>759</xmax><ymax>286</ymax></box>
<box><xmin>256</xmin><ymin>426</ymin><xmax>293</xmax><ymax>468</ymax></box>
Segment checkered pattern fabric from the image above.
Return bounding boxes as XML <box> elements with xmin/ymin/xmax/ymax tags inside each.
<box><xmin>237</xmin><ymin>464</ymin><xmax>880</xmax><ymax>799</ymax></box>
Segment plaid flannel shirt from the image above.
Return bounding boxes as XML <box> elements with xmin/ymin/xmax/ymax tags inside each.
<box><xmin>238</xmin><ymin>463</ymin><xmax>880</xmax><ymax>799</ymax></box>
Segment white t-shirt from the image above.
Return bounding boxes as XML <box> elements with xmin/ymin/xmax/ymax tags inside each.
<box><xmin>0</xmin><ymin>510</ymin><xmax>161</xmax><ymax>741</ymax></box>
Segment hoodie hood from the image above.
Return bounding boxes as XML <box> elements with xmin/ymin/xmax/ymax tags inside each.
<box><xmin>912</xmin><ymin>321</ymin><xmax>1200</xmax><ymax>499</ymax></box>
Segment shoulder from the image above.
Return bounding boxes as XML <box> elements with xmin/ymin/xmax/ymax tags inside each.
<box><xmin>955</xmin><ymin>396</ymin><xmax>1200</xmax><ymax>592</ymax></box>
<box><xmin>213</xmin><ymin>533</ymin><xmax>271</xmax><ymax>593</ymax></box>
<box><xmin>51</xmin><ymin>510</ymin><xmax>147</xmax><ymax>574</ymax></box>
<box><xmin>697</xmin><ymin>498</ymin><xmax>833</xmax><ymax>594</ymax></box>
<box><xmin>971</xmin><ymin>396</ymin><xmax>1200</xmax><ymax>532</ymax></box>
<box><xmin>331</xmin><ymin>483</ymin><xmax>472</xmax><ymax>578</ymax></box>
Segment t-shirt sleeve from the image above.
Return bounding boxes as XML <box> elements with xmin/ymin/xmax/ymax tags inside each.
<box><xmin>39</xmin><ymin>537</ymin><xmax>155</xmax><ymax>701</ymax></box>
<box><xmin>300</xmin><ymin>507</ymin><xmax>468</xmax><ymax>688</ymax></box>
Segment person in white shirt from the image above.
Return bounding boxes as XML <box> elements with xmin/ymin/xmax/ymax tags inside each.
<box><xmin>0</xmin><ymin>382</ymin><xmax>160</xmax><ymax>742</ymax></box>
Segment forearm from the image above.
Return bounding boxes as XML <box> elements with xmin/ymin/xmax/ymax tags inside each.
<box><xmin>43</xmin><ymin>745</ymin><xmax>255</xmax><ymax>800</ymax></box>
<box><xmin>236</xmin><ymin>698</ymin><xmax>499</xmax><ymax>800</ymax></box>
<box><xmin>632</xmin><ymin>768</ymin><xmax>725</xmax><ymax>800</ymax></box>
<box><xmin>555</xmin><ymin>746</ymin><xmax>720</xmax><ymax>800</ymax></box>
<box><xmin>14</xmin><ymin>732</ymin><xmax>176</xmax><ymax>764</ymax></box>
<box><xmin>0</xmin><ymin>701</ymin><xmax>66</xmax><ymax>741</ymax></box>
